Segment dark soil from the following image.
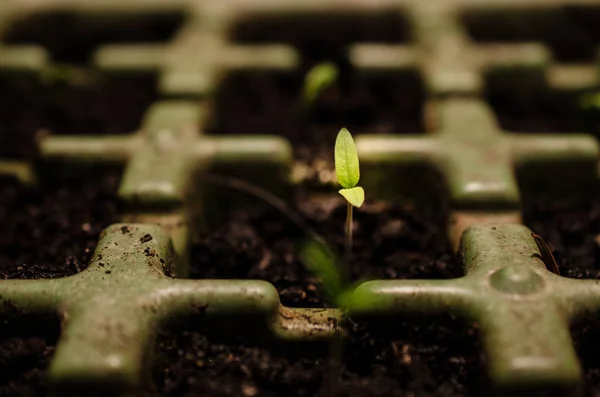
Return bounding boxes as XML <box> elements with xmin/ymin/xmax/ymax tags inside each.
<box><xmin>483</xmin><ymin>83</ymin><xmax>585</xmax><ymax>134</ymax></box>
<box><xmin>0</xmin><ymin>72</ymin><xmax>159</xmax><ymax>158</ymax></box>
<box><xmin>164</xmin><ymin>168</ymin><xmax>473</xmax><ymax>395</ymax></box>
<box><xmin>462</xmin><ymin>5</ymin><xmax>600</xmax><ymax>63</ymax></box>
<box><xmin>151</xmin><ymin>313</ymin><xmax>486</xmax><ymax>397</ymax></box>
<box><xmin>191</xmin><ymin>193</ymin><xmax>457</xmax><ymax>307</ymax></box>
<box><xmin>571</xmin><ymin>313</ymin><xmax>600</xmax><ymax>397</ymax></box>
<box><xmin>464</xmin><ymin>5</ymin><xmax>600</xmax><ymax>136</ymax></box>
<box><xmin>207</xmin><ymin>70</ymin><xmax>424</xmax><ymax>185</ymax></box>
<box><xmin>211</xmin><ymin>12</ymin><xmax>424</xmax><ymax>184</ymax></box>
<box><xmin>522</xmin><ymin>193</ymin><xmax>600</xmax><ymax>279</ymax></box>
<box><xmin>230</xmin><ymin>10</ymin><xmax>410</xmax><ymax>66</ymax></box>
<box><xmin>0</xmin><ymin>10</ymin><xmax>167</xmax><ymax>396</ymax></box>
<box><xmin>0</xmin><ymin>172</ymin><xmax>121</xmax><ymax>279</ymax></box>
<box><xmin>0</xmin><ymin>161</ymin><xmax>120</xmax><ymax>395</ymax></box>
<box><xmin>0</xmin><ymin>313</ymin><xmax>61</xmax><ymax>397</ymax></box>
<box><xmin>2</xmin><ymin>10</ymin><xmax>184</xmax><ymax>64</ymax></box>
<box><xmin>152</xmin><ymin>14</ymin><xmax>479</xmax><ymax>396</ymax></box>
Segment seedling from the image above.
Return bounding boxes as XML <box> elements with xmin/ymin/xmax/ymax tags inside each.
<box><xmin>580</xmin><ymin>91</ymin><xmax>600</xmax><ymax>112</ymax></box>
<box><xmin>335</xmin><ymin>127</ymin><xmax>364</xmax><ymax>262</ymax></box>
<box><xmin>578</xmin><ymin>91</ymin><xmax>600</xmax><ymax>130</ymax></box>
<box><xmin>301</xmin><ymin>62</ymin><xmax>339</xmax><ymax>109</ymax></box>
<box><xmin>201</xmin><ymin>172</ymin><xmax>348</xmax><ymax>304</ymax></box>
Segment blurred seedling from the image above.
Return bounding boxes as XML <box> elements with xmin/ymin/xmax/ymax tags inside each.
<box><xmin>301</xmin><ymin>62</ymin><xmax>339</xmax><ymax>110</ymax></box>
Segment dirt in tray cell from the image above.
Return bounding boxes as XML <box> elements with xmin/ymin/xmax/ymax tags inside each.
<box><xmin>482</xmin><ymin>75</ymin><xmax>590</xmax><ymax>134</ymax></box>
<box><xmin>462</xmin><ymin>6</ymin><xmax>600</xmax><ymax>63</ymax></box>
<box><xmin>0</xmin><ymin>171</ymin><xmax>121</xmax><ymax>279</ymax></box>
<box><xmin>0</xmin><ymin>71</ymin><xmax>158</xmax><ymax>158</ymax></box>
<box><xmin>2</xmin><ymin>10</ymin><xmax>184</xmax><ymax>64</ymax></box>
<box><xmin>207</xmin><ymin>69</ymin><xmax>424</xmax><ymax>184</ymax></box>
<box><xmin>522</xmin><ymin>191</ymin><xmax>600</xmax><ymax>279</ymax></box>
<box><xmin>231</xmin><ymin>10</ymin><xmax>410</xmax><ymax>67</ymax></box>
<box><xmin>150</xmin><ymin>314</ymin><xmax>485</xmax><ymax>397</ymax></box>
<box><xmin>0</xmin><ymin>313</ymin><xmax>61</xmax><ymax>397</ymax></box>
<box><xmin>190</xmin><ymin>193</ymin><xmax>456</xmax><ymax>308</ymax></box>
<box><xmin>570</xmin><ymin>311</ymin><xmax>600</xmax><ymax>397</ymax></box>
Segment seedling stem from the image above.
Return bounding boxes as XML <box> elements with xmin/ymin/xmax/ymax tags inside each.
<box><xmin>345</xmin><ymin>202</ymin><xmax>353</xmax><ymax>263</ymax></box>
<box><xmin>335</xmin><ymin>127</ymin><xmax>364</xmax><ymax>264</ymax></box>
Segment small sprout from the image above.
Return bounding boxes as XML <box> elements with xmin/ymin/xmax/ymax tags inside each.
<box><xmin>580</xmin><ymin>91</ymin><xmax>600</xmax><ymax>111</ymax></box>
<box><xmin>335</xmin><ymin>127</ymin><xmax>364</xmax><ymax>207</ymax></box>
<box><xmin>298</xmin><ymin>235</ymin><xmax>346</xmax><ymax>304</ymax></box>
<box><xmin>301</xmin><ymin>62</ymin><xmax>339</xmax><ymax>109</ymax></box>
<box><xmin>334</xmin><ymin>128</ymin><xmax>364</xmax><ymax>262</ymax></box>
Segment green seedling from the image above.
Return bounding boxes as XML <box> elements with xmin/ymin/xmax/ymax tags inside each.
<box><xmin>301</xmin><ymin>62</ymin><xmax>339</xmax><ymax>109</ymax></box>
<box><xmin>579</xmin><ymin>91</ymin><xmax>600</xmax><ymax>129</ymax></box>
<box><xmin>335</xmin><ymin>128</ymin><xmax>364</xmax><ymax>262</ymax></box>
<box><xmin>201</xmin><ymin>172</ymin><xmax>348</xmax><ymax>305</ymax></box>
<box><xmin>580</xmin><ymin>91</ymin><xmax>600</xmax><ymax>111</ymax></box>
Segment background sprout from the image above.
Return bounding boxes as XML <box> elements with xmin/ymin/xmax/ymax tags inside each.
<box><xmin>335</xmin><ymin>128</ymin><xmax>364</xmax><ymax>262</ymax></box>
<box><xmin>301</xmin><ymin>61</ymin><xmax>339</xmax><ymax>109</ymax></box>
<box><xmin>580</xmin><ymin>91</ymin><xmax>600</xmax><ymax>111</ymax></box>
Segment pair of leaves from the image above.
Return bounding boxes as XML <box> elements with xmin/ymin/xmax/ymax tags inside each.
<box><xmin>335</xmin><ymin>128</ymin><xmax>364</xmax><ymax>208</ymax></box>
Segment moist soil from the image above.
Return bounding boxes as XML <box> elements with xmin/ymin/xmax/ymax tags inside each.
<box><xmin>0</xmin><ymin>314</ymin><xmax>61</xmax><ymax>397</ymax></box>
<box><xmin>210</xmin><ymin>12</ymin><xmax>424</xmax><ymax>186</ymax></box>
<box><xmin>0</xmin><ymin>11</ymin><xmax>146</xmax><ymax>390</ymax></box>
<box><xmin>0</xmin><ymin>172</ymin><xmax>121</xmax><ymax>279</ymax></box>
<box><xmin>1</xmin><ymin>9</ymin><xmax>176</xmax><ymax>159</ymax></box>
<box><xmin>207</xmin><ymin>70</ymin><xmax>424</xmax><ymax>188</ymax></box>
<box><xmin>149</xmin><ymin>193</ymin><xmax>488</xmax><ymax>396</ymax></box>
<box><xmin>151</xmin><ymin>313</ymin><xmax>486</xmax><ymax>397</ymax></box>
<box><xmin>462</xmin><ymin>5</ymin><xmax>600</xmax><ymax>63</ymax></box>
<box><xmin>0</xmin><ymin>72</ymin><xmax>159</xmax><ymax>159</ymax></box>
<box><xmin>191</xmin><ymin>194</ymin><xmax>456</xmax><ymax>307</ymax></box>
<box><xmin>154</xmin><ymin>14</ymin><xmax>473</xmax><ymax>396</ymax></box>
<box><xmin>0</xmin><ymin>171</ymin><xmax>121</xmax><ymax>397</ymax></box>
<box><xmin>523</xmin><ymin>192</ymin><xmax>600</xmax><ymax>396</ymax></box>
<box><xmin>498</xmin><ymin>73</ymin><xmax>600</xmax><ymax>393</ymax></box>
<box><xmin>2</xmin><ymin>11</ymin><xmax>184</xmax><ymax>65</ymax></box>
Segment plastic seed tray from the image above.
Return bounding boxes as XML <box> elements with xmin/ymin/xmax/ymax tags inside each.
<box><xmin>2</xmin><ymin>0</ymin><xmax>600</xmax><ymax>396</ymax></box>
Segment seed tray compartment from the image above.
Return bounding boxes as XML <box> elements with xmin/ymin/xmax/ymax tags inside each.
<box><xmin>3</xmin><ymin>0</ymin><xmax>600</xmax><ymax>396</ymax></box>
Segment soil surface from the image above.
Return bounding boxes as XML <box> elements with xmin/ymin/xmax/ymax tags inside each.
<box><xmin>0</xmin><ymin>171</ymin><xmax>120</xmax><ymax>396</ymax></box>
<box><xmin>208</xmin><ymin>70</ymin><xmax>424</xmax><ymax>186</ymax></box>
<box><xmin>211</xmin><ymin>12</ymin><xmax>424</xmax><ymax>185</ymax></box>
<box><xmin>150</xmin><ymin>13</ymin><xmax>478</xmax><ymax>397</ymax></box>
<box><xmin>571</xmin><ymin>313</ymin><xmax>600</xmax><ymax>397</ymax></box>
<box><xmin>0</xmin><ymin>9</ymin><xmax>177</xmax><ymax>397</ymax></box>
<box><xmin>2</xmin><ymin>11</ymin><xmax>183</xmax><ymax>64</ymax></box>
<box><xmin>523</xmin><ymin>193</ymin><xmax>600</xmax><ymax>279</ymax></box>
<box><xmin>523</xmin><ymin>193</ymin><xmax>600</xmax><ymax>396</ymax></box>
<box><xmin>462</xmin><ymin>5</ymin><xmax>600</xmax><ymax>63</ymax></box>
<box><xmin>191</xmin><ymin>193</ymin><xmax>456</xmax><ymax>307</ymax></box>
<box><xmin>231</xmin><ymin>10</ymin><xmax>410</xmax><ymax>67</ymax></box>
<box><xmin>0</xmin><ymin>314</ymin><xmax>61</xmax><ymax>397</ymax></box>
<box><xmin>0</xmin><ymin>72</ymin><xmax>158</xmax><ymax>158</ymax></box>
<box><xmin>151</xmin><ymin>314</ymin><xmax>486</xmax><ymax>397</ymax></box>
<box><xmin>0</xmin><ymin>172</ymin><xmax>121</xmax><ymax>279</ymax></box>
<box><xmin>148</xmin><ymin>192</ymin><xmax>484</xmax><ymax>396</ymax></box>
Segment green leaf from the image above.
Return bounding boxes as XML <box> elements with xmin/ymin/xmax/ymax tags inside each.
<box><xmin>302</xmin><ymin>62</ymin><xmax>339</xmax><ymax>107</ymax></box>
<box><xmin>581</xmin><ymin>91</ymin><xmax>600</xmax><ymax>110</ymax></box>
<box><xmin>334</xmin><ymin>128</ymin><xmax>360</xmax><ymax>189</ymax></box>
<box><xmin>298</xmin><ymin>234</ymin><xmax>347</xmax><ymax>304</ymax></box>
<box><xmin>338</xmin><ymin>186</ymin><xmax>364</xmax><ymax>208</ymax></box>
